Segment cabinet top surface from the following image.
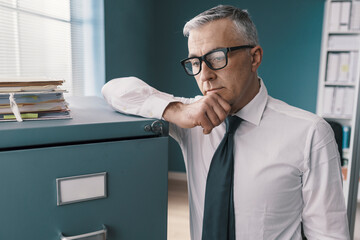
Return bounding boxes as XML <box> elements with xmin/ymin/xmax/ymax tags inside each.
<box><xmin>0</xmin><ymin>96</ymin><xmax>150</xmax><ymax>129</ymax></box>
<box><xmin>0</xmin><ymin>96</ymin><xmax>165</xmax><ymax>149</ymax></box>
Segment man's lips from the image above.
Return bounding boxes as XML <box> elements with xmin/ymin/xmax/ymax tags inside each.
<box><xmin>206</xmin><ymin>87</ymin><xmax>223</xmax><ymax>94</ymax></box>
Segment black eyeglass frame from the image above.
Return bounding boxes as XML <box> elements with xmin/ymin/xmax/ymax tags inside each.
<box><xmin>180</xmin><ymin>45</ymin><xmax>255</xmax><ymax>76</ymax></box>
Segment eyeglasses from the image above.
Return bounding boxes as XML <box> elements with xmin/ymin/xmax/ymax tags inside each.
<box><xmin>180</xmin><ymin>45</ymin><xmax>255</xmax><ymax>76</ymax></box>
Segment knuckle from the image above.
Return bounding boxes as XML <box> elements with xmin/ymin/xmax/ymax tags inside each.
<box><xmin>213</xmin><ymin>118</ymin><xmax>221</xmax><ymax>126</ymax></box>
<box><xmin>203</xmin><ymin>126</ymin><xmax>212</xmax><ymax>134</ymax></box>
<box><xmin>224</xmin><ymin>104</ymin><xmax>231</xmax><ymax>112</ymax></box>
<box><xmin>199</xmin><ymin>101</ymin><xmax>209</xmax><ymax>111</ymax></box>
<box><xmin>219</xmin><ymin>117</ymin><xmax>224</xmax><ymax>123</ymax></box>
<box><xmin>219</xmin><ymin>112</ymin><xmax>228</xmax><ymax>120</ymax></box>
<box><xmin>204</xmin><ymin>94</ymin><xmax>216</xmax><ymax>103</ymax></box>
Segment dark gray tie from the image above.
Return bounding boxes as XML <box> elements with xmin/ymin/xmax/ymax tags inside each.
<box><xmin>202</xmin><ymin>115</ymin><xmax>242</xmax><ymax>240</ymax></box>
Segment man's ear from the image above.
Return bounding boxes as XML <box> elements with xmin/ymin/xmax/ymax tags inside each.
<box><xmin>250</xmin><ymin>46</ymin><xmax>263</xmax><ymax>72</ymax></box>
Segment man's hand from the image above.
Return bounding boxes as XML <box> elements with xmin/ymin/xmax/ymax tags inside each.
<box><xmin>163</xmin><ymin>93</ymin><xmax>231</xmax><ymax>134</ymax></box>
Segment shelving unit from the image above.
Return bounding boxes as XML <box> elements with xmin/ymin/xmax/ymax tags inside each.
<box><xmin>316</xmin><ymin>0</ymin><xmax>360</xmax><ymax>237</ymax></box>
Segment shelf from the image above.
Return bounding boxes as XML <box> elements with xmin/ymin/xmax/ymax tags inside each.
<box><xmin>323</xmin><ymin>0</ymin><xmax>360</xmax><ymax>221</ymax></box>
<box><xmin>322</xmin><ymin>115</ymin><xmax>352</xmax><ymax>120</ymax></box>
<box><xmin>327</xmin><ymin>48</ymin><xmax>359</xmax><ymax>52</ymax></box>
<box><xmin>329</xmin><ymin>30</ymin><xmax>360</xmax><ymax>35</ymax></box>
<box><xmin>324</xmin><ymin>82</ymin><xmax>356</xmax><ymax>87</ymax></box>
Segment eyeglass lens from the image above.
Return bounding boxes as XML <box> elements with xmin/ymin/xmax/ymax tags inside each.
<box><xmin>184</xmin><ymin>50</ymin><xmax>227</xmax><ymax>76</ymax></box>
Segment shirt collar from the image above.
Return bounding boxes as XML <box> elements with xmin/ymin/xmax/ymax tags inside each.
<box><xmin>234</xmin><ymin>77</ymin><xmax>268</xmax><ymax>126</ymax></box>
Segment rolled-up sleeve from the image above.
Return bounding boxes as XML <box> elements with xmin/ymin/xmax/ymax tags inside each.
<box><xmin>102</xmin><ymin>76</ymin><xmax>176</xmax><ymax>119</ymax></box>
<box><xmin>302</xmin><ymin>119</ymin><xmax>350</xmax><ymax>239</ymax></box>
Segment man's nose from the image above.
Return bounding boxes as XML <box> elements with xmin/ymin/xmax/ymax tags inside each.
<box><xmin>199</xmin><ymin>61</ymin><xmax>215</xmax><ymax>82</ymax></box>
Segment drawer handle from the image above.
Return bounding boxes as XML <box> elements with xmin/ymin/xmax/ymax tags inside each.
<box><xmin>144</xmin><ymin>120</ymin><xmax>164</xmax><ymax>135</ymax></box>
<box><xmin>60</xmin><ymin>225</ymin><xmax>107</xmax><ymax>240</ymax></box>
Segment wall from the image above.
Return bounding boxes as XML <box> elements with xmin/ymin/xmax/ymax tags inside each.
<box><xmin>104</xmin><ymin>0</ymin><xmax>155</xmax><ymax>83</ymax></box>
<box><xmin>105</xmin><ymin>0</ymin><xmax>325</xmax><ymax>172</ymax></box>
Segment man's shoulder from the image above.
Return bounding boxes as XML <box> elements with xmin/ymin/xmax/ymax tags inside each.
<box><xmin>266</xmin><ymin>96</ymin><xmax>324</xmax><ymax>125</ymax></box>
<box><xmin>265</xmin><ymin>96</ymin><xmax>335</xmax><ymax>147</ymax></box>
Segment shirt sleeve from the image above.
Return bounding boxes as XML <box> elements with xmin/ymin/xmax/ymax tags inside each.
<box><xmin>102</xmin><ymin>76</ymin><xmax>201</xmax><ymax>144</ymax></box>
<box><xmin>101</xmin><ymin>76</ymin><xmax>178</xmax><ymax>119</ymax></box>
<box><xmin>301</xmin><ymin>119</ymin><xmax>350</xmax><ymax>239</ymax></box>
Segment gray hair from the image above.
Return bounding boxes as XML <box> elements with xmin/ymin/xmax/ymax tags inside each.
<box><xmin>183</xmin><ymin>5</ymin><xmax>259</xmax><ymax>45</ymax></box>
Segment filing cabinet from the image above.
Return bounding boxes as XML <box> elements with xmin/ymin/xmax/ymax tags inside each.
<box><xmin>0</xmin><ymin>96</ymin><xmax>168</xmax><ymax>240</ymax></box>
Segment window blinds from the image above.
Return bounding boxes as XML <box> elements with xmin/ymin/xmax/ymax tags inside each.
<box><xmin>0</xmin><ymin>0</ymin><xmax>104</xmax><ymax>96</ymax></box>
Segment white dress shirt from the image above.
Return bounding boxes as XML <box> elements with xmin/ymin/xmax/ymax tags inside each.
<box><xmin>102</xmin><ymin>76</ymin><xmax>350</xmax><ymax>240</ymax></box>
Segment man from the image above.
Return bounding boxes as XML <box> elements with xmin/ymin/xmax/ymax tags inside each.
<box><xmin>102</xmin><ymin>5</ymin><xmax>350</xmax><ymax>240</ymax></box>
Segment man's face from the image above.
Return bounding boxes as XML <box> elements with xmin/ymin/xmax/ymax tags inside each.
<box><xmin>188</xmin><ymin>18</ymin><xmax>262</xmax><ymax>113</ymax></box>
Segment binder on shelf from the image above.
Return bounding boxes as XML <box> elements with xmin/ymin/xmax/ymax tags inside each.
<box><xmin>340</xmin><ymin>2</ymin><xmax>351</xmax><ymax>31</ymax></box>
<box><xmin>343</xmin><ymin>126</ymin><xmax>351</xmax><ymax>149</ymax></box>
<box><xmin>343</xmin><ymin>87</ymin><xmax>355</xmax><ymax>116</ymax></box>
<box><xmin>326</xmin><ymin>53</ymin><xmax>339</xmax><ymax>82</ymax></box>
<box><xmin>333</xmin><ymin>87</ymin><xmax>345</xmax><ymax>115</ymax></box>
<box><xmin>350</xmin><ymin>51</ymin><xmax>359</xmax><ymax>82</ymax></box>
<box><xmin>338</xmin><ymin>52</ymin><xmax>350</xmax><ymax>82</ymax></box>
<box><xmin>323</xmin><ymin>87</ymin><xmax>335</xmax><ymax>114</ymax></box>
<box><xmin>350</xmin><ymin>1</ymin><xmax>360</xmax><ymax>30</ymax></box>
<box><xmin>329</xmin><ymin>1</ymin><xmax>341</xmax><ymax>31</ymax></box>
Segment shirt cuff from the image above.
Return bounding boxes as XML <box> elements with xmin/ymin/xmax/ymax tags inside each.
<box><xmin>141</xmin><ymin>92</ymin><xmax>178</xmax><ymax>119</ymax></box>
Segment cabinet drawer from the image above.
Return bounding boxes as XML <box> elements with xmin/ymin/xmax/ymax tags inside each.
<box><xmin>0</xmin><ymin>137</ymin><xmax>168</xmax><ymax>240</ymax></box>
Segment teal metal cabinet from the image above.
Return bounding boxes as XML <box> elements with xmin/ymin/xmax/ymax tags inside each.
<box><xmin>0</xmin><ymin>97</ymin><xmax>168</xmax><ymax>240</ymax></box>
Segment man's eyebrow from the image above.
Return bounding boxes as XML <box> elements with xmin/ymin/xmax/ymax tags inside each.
<box><xmin>188</xmin><ymin>47</ymin><xmax>224</xmax><ymax>58</ymax></box>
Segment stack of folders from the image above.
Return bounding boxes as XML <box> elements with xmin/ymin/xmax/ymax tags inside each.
<box><xmin>0</xmin><ymin>78</ymin><xmax>71</xmax><ymax>122</ymax></box>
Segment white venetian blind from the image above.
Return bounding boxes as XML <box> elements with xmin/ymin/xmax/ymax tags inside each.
<box><xmin>0</xmin><ymin>0</ymin><xmax>105</xmax><ymax>96</ymax></box>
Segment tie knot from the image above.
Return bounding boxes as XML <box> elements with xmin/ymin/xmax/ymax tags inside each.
<box><xmin>225</xmin><ymin>115</ymin><xmax>242</xmax><ymax>134</ymax></box>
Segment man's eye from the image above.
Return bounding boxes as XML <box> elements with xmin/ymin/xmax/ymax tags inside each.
<box><xmin>212</xmin><ymin>56</ymin><xmax>224</xmax><ymax>62</ymax></box>
<box><xmin>192</xmin><ymin>61</ymin><xmax>200</xmax><ymax>67</ymax></box>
